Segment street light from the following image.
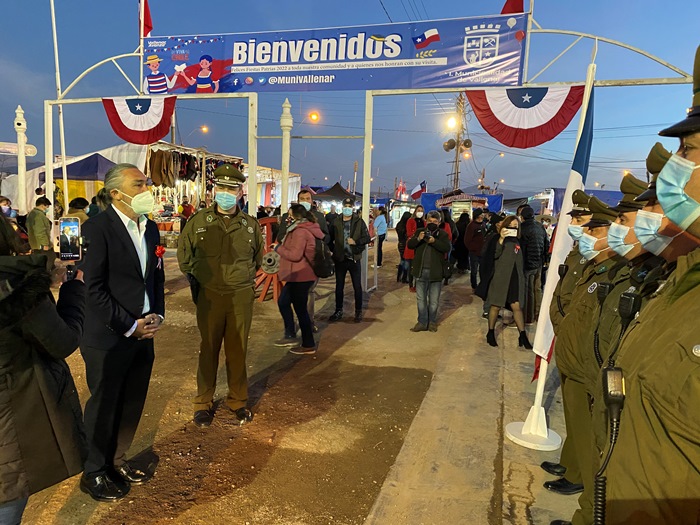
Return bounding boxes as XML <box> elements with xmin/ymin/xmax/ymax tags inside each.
<box><xmin>183</xmin><ymin>125</ymin><xmax>208</xmax><ymax>143</ymax></box>
<box><xmin>447</xmin><ymin>116</ymin><xmax>458</xmax><ymax>129</ymax></box>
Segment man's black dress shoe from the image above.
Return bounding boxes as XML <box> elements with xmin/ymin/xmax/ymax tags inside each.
<box><xmin>550</xmin><ymin>521</ymin><xmax>572</xmax><ymax>525</ymax></box>
<box><xmin>541</xmin><ymin>461</ymin><xmax>567</xmax><ymax>476</ymax></box>
<box><xmin>194</xmin><ymin>409</ymin><xmax>214</xmax><ymax>428</ymax></box>
<box><xmin>543</xmin><ymin>477</ymin><xmax>584</xmax><ymax>495</ymax></box>
<box><xmin>115</xmin><ymin>462</ymin><xmax>152</xmax><ymax>485</ymax></box>
<box><xmin>80</xmin><ymin>472</ymin><xmax>129</xmax><ymax>502</ymax></box>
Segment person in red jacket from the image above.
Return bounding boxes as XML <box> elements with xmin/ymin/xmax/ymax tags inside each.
<box><xmin>403</xmin><ymin>205</ymin><xmax>426</xmax><ymax>292</ymax></box>
<box><xmin>274</xmin><ymin>204</ymin><xmax>325</xmax><ymax>355</ymax></box>
<box><xmin>464</xmin><ymin>208</ymin><xmax>486</xmax><ymax>290</ymax></box>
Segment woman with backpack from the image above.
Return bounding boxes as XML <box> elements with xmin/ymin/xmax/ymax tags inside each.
<box><xmin>395</xmin><ymin>211</ymin><xmax>412</xmax><ymax>283</ymax></box>
<box><xmin>404</xmin><ymin>205</ymin><xmax>426</xmax><ymax>292</ymax></box>
<box><xmin>274</xmin><ymin>204</ymin><xmax>325</xmax><ymax>355</ymax></box>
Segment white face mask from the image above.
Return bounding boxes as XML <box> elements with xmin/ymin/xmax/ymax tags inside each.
<box><xmin>415</xmin><ymin>211</ymin><xmax>424</xmax><ymax>219</ymax></box>
<box><xmin>120</xmin><ymin>189</ymin><xmax>155</xmax><ymax>216</ymax></box>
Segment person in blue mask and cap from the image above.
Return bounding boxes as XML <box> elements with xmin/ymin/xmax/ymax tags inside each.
<box><xmin>178</xmin><ymin>164</ymin><xmax>263</xmax><ymax>429</ymax></box>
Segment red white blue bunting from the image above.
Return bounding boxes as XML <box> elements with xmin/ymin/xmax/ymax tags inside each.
<box><xmin>102</xmin><ymin>96</ymin><xmax>176</xmax><ymax>145</ymax></box>
<box><xmin>465</xmin><ymin>86</ymin><xmax>585</xmax><ymax>149</ymax></box>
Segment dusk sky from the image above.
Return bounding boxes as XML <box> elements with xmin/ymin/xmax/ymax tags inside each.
<box><xmin>1</xmin><ymin>0</ymin><xmax>698</xmax><ymax>197</ymax></box>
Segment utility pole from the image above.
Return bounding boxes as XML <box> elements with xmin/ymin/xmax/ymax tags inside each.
<box><xmin>453</xmin><ymin>93</ymin><xmax>466</xmax><ymax>191</ymax></box>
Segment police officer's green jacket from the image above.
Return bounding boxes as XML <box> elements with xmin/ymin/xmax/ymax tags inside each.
<box><xmin>178</xmin><ymin>205</ymin><xmax>263</xmax><ymax>293</ymax></box>
<box><xmin>555</xmin><ymin>253</ymin><xmax>624</xmax><ymax>384</ymax></box>
<box><xmin>603</xmin><ymin>246</ymin><xmax>700</xmax><ymax>524</ymax></box>
<box><xmin>550</xmin><ymin>246</ymin><xmax>588</xmax><ymax>335</ymax></box>
<box><xmin>590</xmin><ymin>255</ymin><xmax>665</xmax><ymax>456</ymax></box>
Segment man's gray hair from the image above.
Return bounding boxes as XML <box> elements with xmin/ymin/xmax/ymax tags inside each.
<box><xmin>98</xmin><ymin>163</ymin><xmax>139</xmax><ymax>205</ymax></box>
<box><xmin>426</xmin><ymin>210</ymin><xmax>442</xmax><ymax>221</ymax></box>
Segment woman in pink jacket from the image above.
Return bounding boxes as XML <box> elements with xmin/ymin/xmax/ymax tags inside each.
<box><xmin>275</xmin><ymin>204</ymin><xmax>325</xmax><ymax>355</ymax></box>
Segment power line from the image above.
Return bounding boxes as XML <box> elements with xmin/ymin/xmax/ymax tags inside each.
<box><xmin>377</xmin><ymin>0</ymin><xmax>393</xmax><ymax>22</ymax></box>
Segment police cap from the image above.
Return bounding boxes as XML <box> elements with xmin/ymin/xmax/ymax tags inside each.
<box><xmin>213</xmin><ymin>164</ymin><xmax>245</xmax><ymax>188</ymax></box>
<box><xmin>659</xmin><ymin>45</ymin><xmax>700</xmax><ymax>137</ymax></box>
<box><xmin>581</xmin><ymin>196</ymin><xmax>618</xmax><ymax>228</ymax></box>
<box><xmin>567</xmin><ymin>189</ymin><xmax>591</xmax><ymax>216</ymax></box>
<box><xmin>611</xmin><ymin>173</ymin><xmax>649</xmax><ymax>212</ymax></box>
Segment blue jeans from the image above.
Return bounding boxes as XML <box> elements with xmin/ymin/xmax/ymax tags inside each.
<box><xmin>416</xmin><ymin>269</ymin><xmax>442</xmax><ymax>326</ymax></box>
<box><xmin>0</xmin><ymin>497</ymin><xmax>28</xmax><ymax>525</ymax></box>
<box><xmin>278</xmin><ymin>281</ymin><xmax>315</xmax><ymax>348</ymax></box>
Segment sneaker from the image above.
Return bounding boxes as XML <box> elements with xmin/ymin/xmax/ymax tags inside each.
<box><xmin>290</xmin><ymin>346</ymin><xmax>317</xmax><ymax>355</ymax></box>
<box><xmin>354</xmin><ymin>311</ymin><xmax>363</xmax><ymax>323</ymax></box>
<box><xmin>233</xmin><ymin>407</ymin><xmax>253</xmax><ymax>425</ymax></box>
<box><xmin>328</xmin><ymin>310</ymin><xmax>343</xmax><ymax>322</ymax></box>
<box><xmin>481</xmin><ymin>312</ymin><xmax>489</xmax><ymax>319</ymax></box>
<box><xmin>410</xmin><ymin>323</ymin><xmax>428</xmax><ymax>332</ymax></box>
<box><xmin>428</xmin><ymin>323</ymin><xmax>438</xmax><ymax>332</ymax></box>
<box><xmin>274</xmin><ymin>336</ymin><xmax>299</xmax><ymax>347</ymax></box>
<box><xmin>376</xmin><ymin>264</ymin><xmax>382</xmax><ymax>268</ymax></box>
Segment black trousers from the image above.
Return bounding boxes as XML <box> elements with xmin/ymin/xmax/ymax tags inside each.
<box><xmin>81</xmin><ymin>338</ymin><xmax>154</xmax><ymax>475</ymax></box>
<box><xmin>377</xmin><ymin>234</ymin><xmax>386</xmax><ymax>266</ymax></box>
<box><xmin>334</xmin><ymin>258</ymin><xmax>363</xmax><ymax>313</ymax></box>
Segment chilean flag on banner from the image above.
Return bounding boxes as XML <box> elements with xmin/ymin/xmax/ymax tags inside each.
<box><xmin>465</xmin><ymin>86</ymin><xmax>585</xmax><ymax>149</ymax></box>
<box><xmin>102</xmin><ymin>96</ymin><xmax>176</xmax><ymax>145</ymax></box>
<box><xmin>411</xmin><ymin>181</ymin><xmax>427</xmax><ymax>200</ymax></box>
<box><xmin>412</xmin><ymin>29</ymin><xmax>440</xmax><ymax>49</ymax></box>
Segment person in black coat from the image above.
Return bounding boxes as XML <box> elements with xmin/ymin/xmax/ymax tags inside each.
<box><xmin>395</xmin><ymin>211</ymin><xmax>412</xmax><ymax>283</ymax></box>
<box><xmin>453</xmin><ymin>212</ymin><xmax>471</xmax><ymax>273</ymax></box>
<box><xmin>0</xmin><ymin>215</ymin><xmax>86</xmax><ymax>524</ymax></box>
<box><xmin>78</xmin><ymin>164</ymin><xmax>165</xmax><ymax>503</ymax></box>
<box><xmin>476</xmin><ymin>215</ymin><xmax>531</xmax><ymax>349</ymax></box>
<box><xmin>519</xmin><ymin>205</ymin><xmax>550</xmax><ymax>323</ymax></box>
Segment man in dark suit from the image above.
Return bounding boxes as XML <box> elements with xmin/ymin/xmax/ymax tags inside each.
<box><xmin>79</xmin><ymin>163</ymin><xmax>165</xmax><ymax>502</ymax></box>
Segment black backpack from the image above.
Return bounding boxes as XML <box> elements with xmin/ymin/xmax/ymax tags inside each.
<box><xmin>310</xmin><ymin>238</ymin><xmax>335</xmax><ymax>278</ymax></box>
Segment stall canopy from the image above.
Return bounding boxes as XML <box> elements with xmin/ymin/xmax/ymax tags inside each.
<box><xmin>39</xmin><ymin>153</ymin><xmax>116</xmax><ymax>183</ymax></box>
<box><xmin>313</xmin><ymin>182</ymin><xmax>357</xmax><ymax>202</ymax></box>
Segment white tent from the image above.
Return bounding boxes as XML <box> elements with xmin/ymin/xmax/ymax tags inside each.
<box><xmin>1</xmin><ymin>143</ymin><xmax>148</xmax><ymax>214</ymax></box>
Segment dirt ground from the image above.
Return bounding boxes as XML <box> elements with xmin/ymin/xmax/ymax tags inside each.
<box><xmin>23</xmin><ymin>234</ymin><xmax>439</xmax><ymax>525</ymax></box>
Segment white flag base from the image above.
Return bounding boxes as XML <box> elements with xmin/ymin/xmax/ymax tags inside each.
<box><xmin>505</xmin><ymin>410</ymin><xmax>562</xmax><ymax>451</ymax></box>
<box><xmin>505</xmin><ymin>358</ymin><xmax>562</xmax><ymax>451</ymax></box>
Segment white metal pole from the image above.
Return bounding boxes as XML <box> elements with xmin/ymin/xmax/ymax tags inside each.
<box><xmin>280</xmin><ymin>98</ymin><xmax>293</xmax><ymax>214</ymax></box>
<box><xmin>44</xmin><ymin>101</ymin><xmax>54</xmax><ymax>219</ymax></box>
<box><xmin>361</xmin><ymin>91</ymin><xmax>374</xmax><ymax>292</ymax></box>
<box><xmin>505</xmin><ymin>58</ymin><xmax>597</xmax><ymax>451</ymax></box>
<box><xmin>14</xmin><ymin>106</ymin><xmax>28</xmax><ymax>215</ymax></box>
<box><xmin>247</xmin><ymin>94</ymin><xmax>259</xmax><ymax>212</ymax></box>
<box><xmin>139</xmin><ymin>0</ymin><xmax>145</xmax><ymax>94</ymax></box>
<box><xmin>522</xmin><ymin>0</ymin><xmax>535</xmax><ymax>83</ymax></box>
<box><xmin>49</xmin><ymin>0</ymin><xmax>70</xmax><ymax>215</ymax></box>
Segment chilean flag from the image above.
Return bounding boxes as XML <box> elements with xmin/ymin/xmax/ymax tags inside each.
<box><xmin>465</xmin><ymin>86</ymin><xmax>585</xmax><ymax>149</ymax></box>
<box><xmin>102</xmin><ymin>96</ymin><xmax>176</xmax><ymax>145</ymax></box>
<box><xmin>411</xmin><ymin>181</ymin><xmax>427</xmax><ymax>200</ymax></box>
<box><xmin>413</xmin><ymin>28</ymin><xmax>440</xmax><ymax>49</ymax></box>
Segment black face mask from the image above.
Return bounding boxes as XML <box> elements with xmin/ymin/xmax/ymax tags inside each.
<box><xmin>427</xmin><ymin>223</ymin><xmax>439</xmax><ymax>232</ymax></box>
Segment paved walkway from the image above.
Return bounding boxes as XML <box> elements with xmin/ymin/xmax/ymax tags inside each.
<box><xmin>361</xmin><ymin>249</ymin><xmax>578</xmax><ymax>524</ymax></box>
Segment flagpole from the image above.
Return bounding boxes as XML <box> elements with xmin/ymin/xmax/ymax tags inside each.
<box><xmin>49</xmin><ymin>0</ymin><xmax>70</xmax><ymax>216</ymax></box>
<box><xmin>522</xmin><ymin>0</ymin><xmax>535</xmax><ymax>83</ymax></box>
<box><xmin>505</xmin><ymin>50</ymin><xmax>597</xmax><ymax>451</ymax></box>
<box><xmin>139</xmin><ymin>0</ymin><xmax>145</xmax><ymax>94</ymax></box>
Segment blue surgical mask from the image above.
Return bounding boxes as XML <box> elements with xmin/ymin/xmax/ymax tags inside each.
<box><xmin>656</xmin><ymin>153</ymin><xmax>700</xmax><ymax>231</ymax></box>
<box><xmin>342</xmin><ymin>207</ymin><xmax>353</xmax><ymax>217</ymax></box>
<box><xmin>608</xmin><ymin>222</ymin><xmax>638</xmax><ymax>257</ymax></box>
<box><xmin>633</xmin><ymin>209</ymin><xmax>680</xmax><ymax>256</ymax></box>
<box><xmin>215</xmin><ymin>192</ymin><xmax>238</xmax><ymax>211</ymax></box>
<box><xmin>578</xmin><ymin>232</ymin><xmax>609</xmax><ymax>260</ymax></box>
<box><xmin>300</xmin><ymin>201</ymin><xmax>312</xmax><ymax>211</ymax></box>
<box><xmin>1</xmin><ymin>205</ymin><xmax>9</xmax><ymax>216</ymax></box>
<box><xmin>568</xmin><ymin>224</ymin><xmax>584</xmax><ymax>241</ymax></box>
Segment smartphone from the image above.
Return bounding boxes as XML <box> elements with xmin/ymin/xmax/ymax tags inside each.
<box><xmin>58</xmin><ymin>217</ymin><xmax>81</xmax><ymax>261</ymax></box>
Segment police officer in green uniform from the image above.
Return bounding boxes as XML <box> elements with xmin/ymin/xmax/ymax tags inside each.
<box><xmin>177</xmin><ymin>164</ymin><xmax>263</xmax><ymax>428</ymax></box>
<box><xmin>550</xmin><ymin>196</ymin><xmax>623</xmax><ymax>525</ymax></box>
<box><xmin>599</xmin><ymin>47</ymin><xmax>700</xmax><ymax>523</ymax></box>
<box><xmin>542</xmin><ymin>190</ymin><xmax>592</xmax><ymax>493</ymax></box>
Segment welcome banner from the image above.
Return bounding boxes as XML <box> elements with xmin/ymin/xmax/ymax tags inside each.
<box><xmin>143</xmin><ymin>14</ymin><xmax>527</xmax><ymax>94</ymax></box>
